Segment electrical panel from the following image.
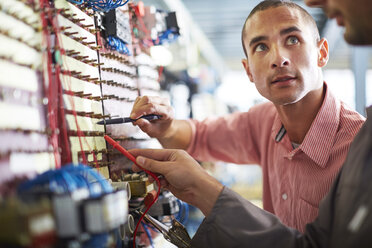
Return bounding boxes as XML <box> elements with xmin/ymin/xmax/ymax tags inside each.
<box><xmin>0</xmin><ymin>0</ymin><xmax>186</xmax><ymax>247</ymax></box>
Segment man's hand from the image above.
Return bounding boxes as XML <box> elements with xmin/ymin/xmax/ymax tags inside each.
<box><xmin>129</xmin><ymin>148</ymin><xmax>224</xmax><ymax>216</ymax></box>
<box><xmin>130</xmin><ymin>96</ymin><xmax>174</xmax><ymax>138</ymax></box>
<box><xmin>130</xmin><ymin>96</ymin><xmax>193</xmax><ymax>150</ymax></box>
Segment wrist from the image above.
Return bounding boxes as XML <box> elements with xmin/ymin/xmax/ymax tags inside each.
<box><xmin>158</xmin><ymin>120</ymin><xmax>192</xmax><ymax>150</ymax></box>
<box><xmin>162</xmin><ymin>119</ymin><xmax>177</xmax><ymax>139</ymax></box>
<box><xmin>192</xmin><ymin>173</ymin><xmax>223</xmax><ymax>217</ymax></box>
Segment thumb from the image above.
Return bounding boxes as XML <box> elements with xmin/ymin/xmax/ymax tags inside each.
<box><xmin>136</xmin><ymin>156</ymin><xmax>169</xmax><ymax>175</ymax></box>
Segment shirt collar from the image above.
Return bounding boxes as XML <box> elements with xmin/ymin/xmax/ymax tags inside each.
<box><xmin>271</xmin><ymin>83</ymin><xmax>341</xmax><ymax>168</ymax></box>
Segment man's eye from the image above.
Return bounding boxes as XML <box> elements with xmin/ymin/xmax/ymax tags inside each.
<box><xmin>255</xmin><ymin>44</ymin><xmax>267</xmax><ymax>52</ymax></box>
<box><xmin>287</xmin><ymin>36</ymin><xmax>299</xmax><ymax>45</ymax></box>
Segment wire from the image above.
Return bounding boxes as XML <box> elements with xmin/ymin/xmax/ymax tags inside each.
<box><xmin>176</xmin><ymin>199</ymin><xmax>189</xmax><ymax>225</ymax></box>
<box><xmin>133</xmin><ymin>170</ymin><xmax>160</xmax><ymax>247</ymax></box>
<box><xmin>175</xmin><ymin>199</ymin><xmax>183</xmax><ymax>221</ymax></box>
<box><xmin>107</xmin><ymin>36</ymin><xmax>131</xmax><ymax>55</ymax></box>
<box><xmin>87</xmin><ymin>0</ymin><xmax>130</xmax><ymax>12</ymax></box>
<box><xmin>83</xmin><ymin>232</ymin><xmax>109</xmax><ymax>248</ymax></box>
<box><xmin>67</xmin><ymin>0</ymin><xmax>85</xmax><ymax>4</ymax></box>
<box><xmin>52</xmin><ymin>11</ymin><xmax>87</xmax><ymax>165</ymax></box>
<box><xmin>142</xmin><ymin>222</ymin><xmax>159</xmax><ymax>233</ymax></box>
<box><xmin>39</xmin><ymin>0</ymin><xmax>61</xmax><ymax>168</ymax></box>
<box><xmin>153</xmin><ymin>29</ymin><xmax>178</xmax><ymax>45</ymax></box>
<box><xmin>63</xmin><ymin>164</ymin><xmax>113</xmax><ymax>196</ymax></box>
<box><xmin>141</xmin><ymin>222</ymin><xmax>154</xmax><ymax>248</ymax></box>
<box><xmin>130</xmin><ymin>3</ymin><xmax>155</xmax><ymax>48</ymax></box>
<box><xmin>18</xmin><ymin>164</ymin><xmax>111</xmax><ymax>196</ymax></box>
<box><xmin>56</xmin><ymin>65</ymin><xmax>72</xmax><ymax>163</ymax></box>
<box><xmin>53</xmin><ymin>8</ymin><xmax>101</xmax><ymax>167</ymax></box>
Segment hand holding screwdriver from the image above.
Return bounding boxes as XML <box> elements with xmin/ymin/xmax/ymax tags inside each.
<box><xmin>130</xmin><ymin>96</ymin><xmax>175</xmax><ymax>138</ymax></box>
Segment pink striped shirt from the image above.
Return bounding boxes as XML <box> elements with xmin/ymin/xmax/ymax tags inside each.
<box><xmin>187</xmin><ymin>84</ymin><xmax>365</xmax><ymax>232</ymax></box>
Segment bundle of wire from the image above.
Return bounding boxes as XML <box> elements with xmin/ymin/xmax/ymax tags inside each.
<box><xmin>87</xmin><ymin>0</ymin><xmax>130</xmax><ymax>12</ymax></box>
<box><xmin>107</xmin><ymin>36</ymin><xmax>131</xmax><ymax>55</ymax></box>
<box><xmin>67</xmin><ymin>0</ymin><xmax>129</xmax><ymax>12</ymax></box>
<box><xmin>17</xmin><ymin>164</ymin><xmax>114</xmax><ymax>248</ymax></box>
<box><xmin>18</xmin><ymin>163</ymin><xmax>112</xmax><ymax>196</ymax></box>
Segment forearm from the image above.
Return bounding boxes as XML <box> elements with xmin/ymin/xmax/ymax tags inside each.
<box><xmin>158</xmin><ymin>119</ymin><xmax>192</xmax><ymax>150</ymax></box>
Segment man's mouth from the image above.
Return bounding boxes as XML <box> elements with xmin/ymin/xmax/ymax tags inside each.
<box><xmin>272</xmin><ymin>76</ymin><xmax>296</xmax><ymax>84</ymax></box>
<box><xmin>335</xmin><ymin>15</ymin><xmax>345</xmax><ymax>27</ymax></box>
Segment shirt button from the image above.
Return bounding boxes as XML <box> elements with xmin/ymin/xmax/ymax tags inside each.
<box><xmin>282</xmin><ymin>193</ymin><xmax>288</xmax><ymax>200</ymax></box>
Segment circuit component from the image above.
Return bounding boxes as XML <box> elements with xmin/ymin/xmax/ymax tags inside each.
<box><xmin>123</xmin><ymin>173</ymin><xmax>154</xmax><ymax>197</ymax></box>
<box><xmin>0</xmin><ymin>197</ymin><xmax>55</xmax><ymax>247</ymax></box>
<box><xmin>147</xmin><ymin>191</ymin><xmax>180</xmax><ymax>217</ymax></box>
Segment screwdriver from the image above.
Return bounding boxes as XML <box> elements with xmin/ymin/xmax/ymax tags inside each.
<box><xmin>96</xmin><ymin>114</ymin><xmax>161</xmax><ymax>125</ymax></box>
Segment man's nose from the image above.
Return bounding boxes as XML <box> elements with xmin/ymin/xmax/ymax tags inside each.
<box><xmin>271</xmin><ymin>47</ymin><xmax>290</xmax><ymax>69</ymax></box>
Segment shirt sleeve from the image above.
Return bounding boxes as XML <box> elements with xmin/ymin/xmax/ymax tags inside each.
<box><xmin>186</xmin><ymin>104</ymin><xmax>274</xmax><ymax>164</ymax></box>
<box><xmin>191</xmin><ymin>186</ymin><xmax>332</xmax><ymax>248</ymax></box>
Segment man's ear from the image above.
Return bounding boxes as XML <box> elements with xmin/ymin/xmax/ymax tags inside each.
<box><xmin>317</xmin><ymin>38</ymin><xmax>329</xmax><ymax>67</ymax></box>
<box><xmin>242</xmin><ymin>58</ymin><xmax>254</xmax><ymax>82</ymax></box>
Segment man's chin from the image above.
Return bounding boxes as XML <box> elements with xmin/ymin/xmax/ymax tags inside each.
<box><xmin>343</xmin><ymin>31</ymin><xmax>372</xmax><ymax>46</ymax></box>
<box><xmin>274</xmin><ymin>96</ymin><xmax>301</xmax><ymax>106</ymax></box>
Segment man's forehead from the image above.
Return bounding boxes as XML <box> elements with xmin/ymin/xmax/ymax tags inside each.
<box><xmin>245</xmin><ymin>6</ymin><xmax>305</xmax><ymax>34</ymax></box>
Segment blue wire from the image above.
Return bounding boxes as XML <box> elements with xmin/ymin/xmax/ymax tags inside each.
<box><xmin>114</xmin><ymin>228</ymin><xmax>122</xmax><ymax>248</ymax></box>
<box><xmin>67</xmin><ymin>0</ymin><xmax>85</xmax><ymax>4</ymax></box>
<box><xmin>55</xmin><ymin>170</ymin><xmax>77</xmax><ymax>192</ymax></box>
<box><xmin>154</xmin><ymin>28</ymin><xmax>179</xmax><ymax>45</ymax></box>
<box><xmin>107</xmin><ymin>36</ymin><xmax>131</xmax><ymax>55</ymax></box>
<box><xmin>18</xmin><ymin>168</ymin><xmax>78</xmax><ymax>194</ymax></box>
<box><xmin>63</xmin><ymin>164</ymin><xmax>113</xmax><ymax>196</ymax></box>
<box><xmin>142</xmin><ymin>222</ymin><xmax>154</xmax><ymax>248</ymax></box>
<box><xmin>82</xmin><ymin>232</ymin><xmax>109</xmax><ymax>248</ymax></box>
<box><xmin>142</xmin><ymin>222</ymin><xmax>159</xmax><ymax>233</ymax></box>
<box><xmin>87</xmin><ymin>0</ymin><xmax>129</xmax><ymax>12</ymax></box>
<box><xmin>183</xmin><ymin>202</ymin><xmax>189</xmax><ymax>224</ymax></box>
<box><xmin>17</xmin><ymin>163</ymin><xmax>114</xmax><ymax>248</ymax></box>
<box><xmin>176</xmin><ymin>200</ymin><xmax>189</xmax><ymax>225</ymax></box>
<box><xmin>18</xmin><ymin>164</ymin><xmax>113</xmax><ymax>197</ymax></box>
<box><xmin>175</xmin><ymin>199</ymin><xmax>183</xmax><ymax>221</ymax></box>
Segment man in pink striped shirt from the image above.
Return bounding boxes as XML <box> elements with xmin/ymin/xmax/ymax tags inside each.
<box><xmin>130</xmin><ymin>1</ymin><xmax>365</xmax><ymax>232</ymax></box>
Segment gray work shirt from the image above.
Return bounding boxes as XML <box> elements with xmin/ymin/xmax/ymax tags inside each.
<box><xmin>191</xmin><ymin>106</ymin><xmax>372</xmax><ymax>248</ymax></box>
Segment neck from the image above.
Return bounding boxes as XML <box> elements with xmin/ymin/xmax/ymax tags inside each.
<box><xmin>275</xmin><ymin>85</ymin><xmax>325</xmax><ymax>144</ymax></box>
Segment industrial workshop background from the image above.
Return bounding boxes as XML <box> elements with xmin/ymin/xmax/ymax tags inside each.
<box><xmin>0</xmin><ymin>0</ymin><xmax>371</xmax><ymax>247</ymax></box>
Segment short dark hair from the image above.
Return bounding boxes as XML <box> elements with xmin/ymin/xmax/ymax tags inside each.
<box><xmin>241</xmin><ymin>0</ymin><xmax>320</xmax><ymax>57</ymax></box>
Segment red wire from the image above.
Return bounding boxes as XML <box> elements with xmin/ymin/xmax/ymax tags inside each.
<box><xmin>53</xmin><ymin>8</ymin><xmax>99</xmax><ymax>167</ymax></box>
<box><xmin>56</xmin><ymin>65</ymin><xmax>72</xmax><ymax>163</ymax></box>
<box><xmin>104</xmin><ymin>135</ymin><xmax>161</xmax><ymax>248</ymax></box>
<box><xmin>136</xmin><ymin>12</ymin><xmax>154</xmax><ymax>46</ymax></box>
<box><xmin>39</xmin><ymin>0</ymin><xmax>61</xmax><ymax>168</ymax></box>
<box><xmin>158</xmin><ymin>66</ymin><xmax>164</xmax><ymax>83</ymax></box>
<box><xmin>130</xmin><ymin>3</ymin><xmax>155</xmax><ymax>49</ymax></box>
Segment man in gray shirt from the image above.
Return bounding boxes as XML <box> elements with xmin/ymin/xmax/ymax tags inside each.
<box><xmin>130</xmin><ymin>0</ymin><xmax>372</xmax><ymax>247</ymax></box>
